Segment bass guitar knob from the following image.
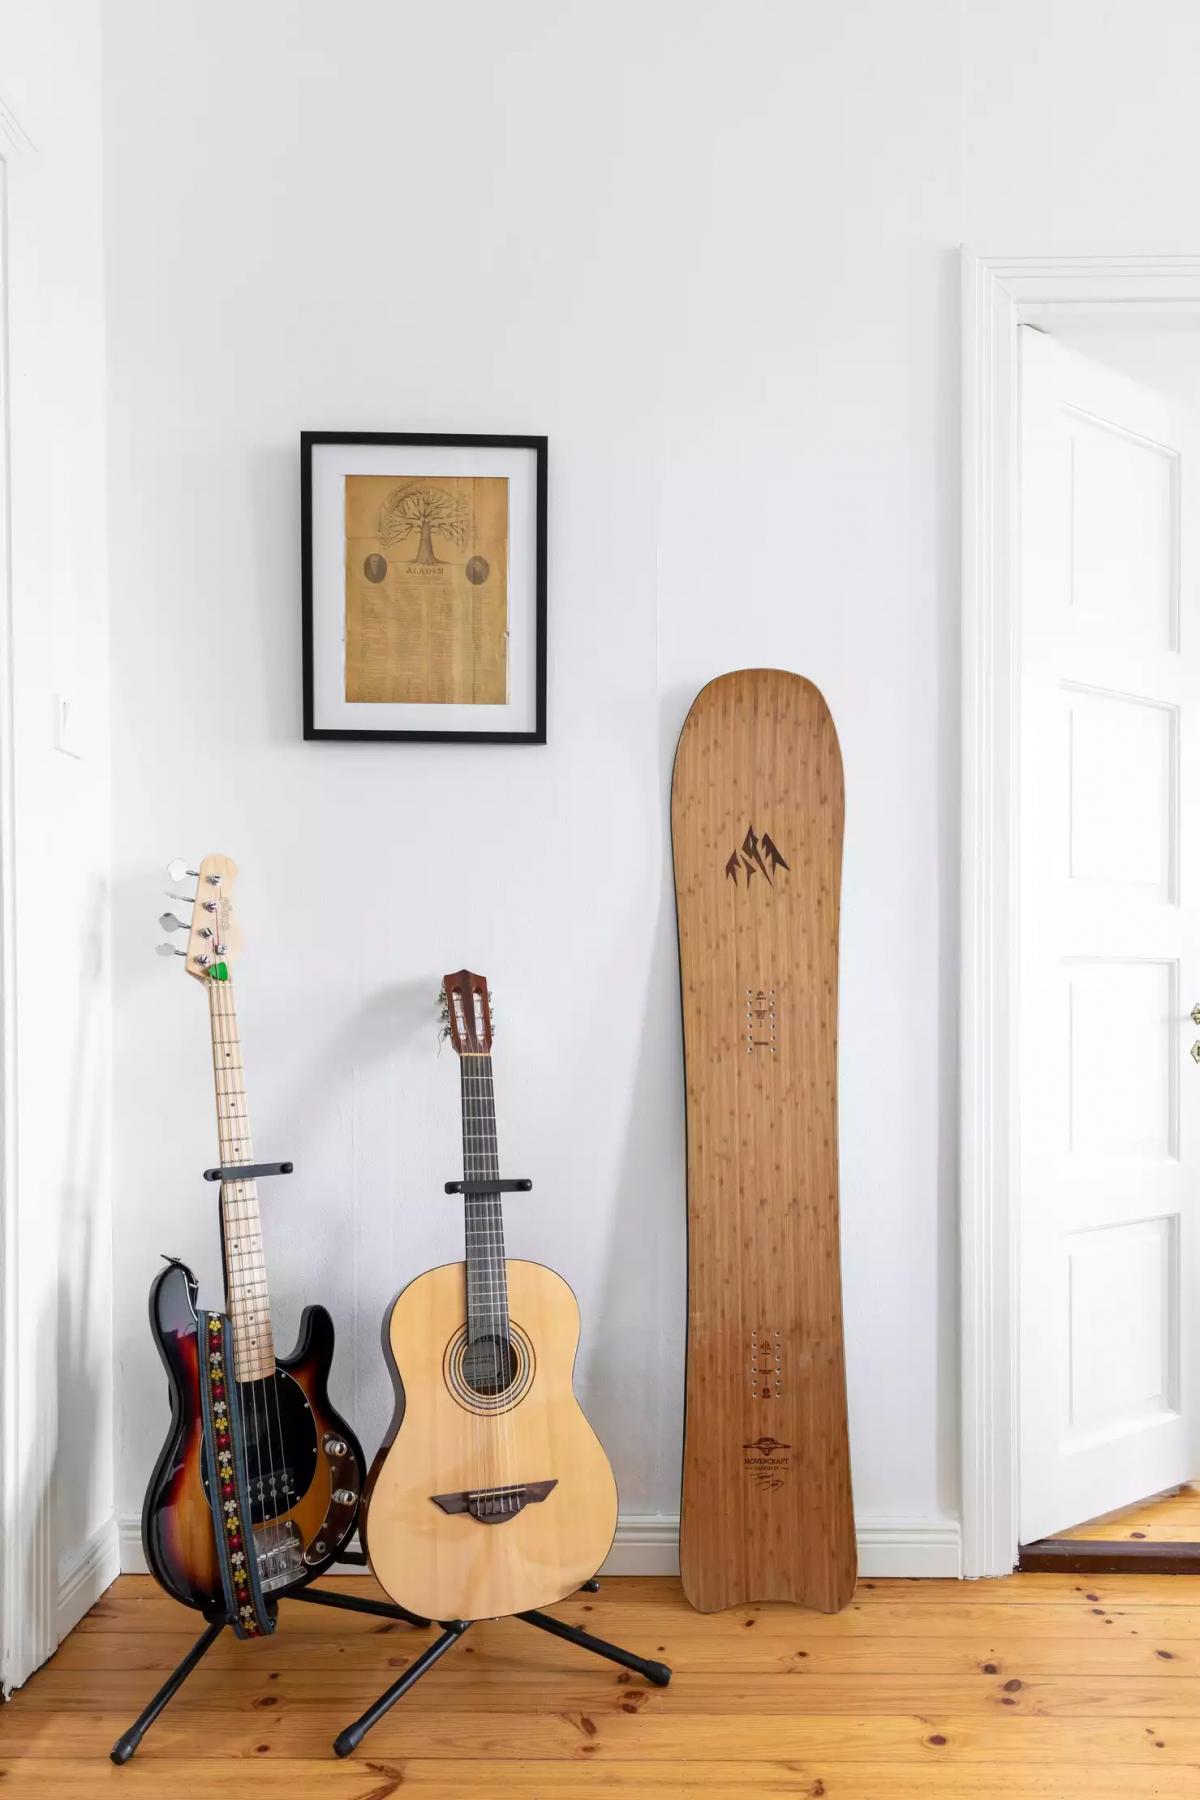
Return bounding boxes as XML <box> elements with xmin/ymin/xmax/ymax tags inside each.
<box><xmin>332</xmin><ymin>1488</ymin><xmax>357</xmax><ymax>1506</ymax></box>
<box><xmin>324</xmin><ymin>1436</ymin><xmax>347</xmax><ymax>1457</ymax></box>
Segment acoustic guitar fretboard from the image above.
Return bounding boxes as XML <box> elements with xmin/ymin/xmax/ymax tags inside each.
<box><xmin>460</xmin><ymin>1054</ymin><xmax>511</xmax><ymax>1346</ymax></box>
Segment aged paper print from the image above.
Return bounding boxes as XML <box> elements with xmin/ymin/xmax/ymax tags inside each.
<box><xmin>344</xmin><ymin>474</ymin><xmax>509</xmax><ymax>704</ymax></box>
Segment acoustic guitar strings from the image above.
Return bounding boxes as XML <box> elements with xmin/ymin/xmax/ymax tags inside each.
<box><xmin>481</xmin><ymin>1051</ymin><xmax>516</xmax><ymax>1499</ymax></box>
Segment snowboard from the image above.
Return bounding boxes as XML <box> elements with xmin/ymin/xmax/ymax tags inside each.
<box><xmin>672</xmin><ymin>668</ymin><xmax>855</xmax><ymax>1614</ymax></box>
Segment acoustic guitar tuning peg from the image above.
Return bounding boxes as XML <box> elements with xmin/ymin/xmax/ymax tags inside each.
<box><xmin>158</xmin><ymin>912</ymin><xmax>188</xmax><ymax>933</ymax></box>
<box><xmin>156</xmin><ymin>943</ymin><xmax>185</xmax><ymax>958</ymax></box>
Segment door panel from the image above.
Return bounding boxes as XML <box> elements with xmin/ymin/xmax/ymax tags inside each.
<box><xmin>1067</xmin><ymin>958</ymin><xmax>1176</xmax><ymax>1160</ymax></box>
<box><xmin>1066</xmin><ymin>688</ymin><xmax>1176</xmax><ymax>895</ymax></box>
<box><xmin>1066</xmin><ymin>1216</ymin><xmax>1178</xmax><ymax>1436</ymax></box>
<box><xmin>1020</xmin><ymin>328</ymin><xmax>1200</xmax><ymax>1542</ymax></box>
<box><xmin>1069</xmin><ymin>409</ymin><xmax>1178</xmax><ymax>646</ymax></box>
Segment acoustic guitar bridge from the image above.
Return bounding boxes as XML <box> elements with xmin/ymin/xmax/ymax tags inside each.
<box><xmin>431</xmin><ymin>1479</ymin><xmax>557</xmax><ymax>1523</ymax></box>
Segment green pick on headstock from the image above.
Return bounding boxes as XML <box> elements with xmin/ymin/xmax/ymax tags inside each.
<box><xmin>206</xmin><ymin>962</ymin><xmax>230</xmax><ymax>983</ymax></box>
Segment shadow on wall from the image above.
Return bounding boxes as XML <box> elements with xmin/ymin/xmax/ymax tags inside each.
<box><xmin>587</xmin><ymin>869</ymin><xmax>687</xmax><ymax>1515</ymax></box>
<box><xmin>584</xmin><ymin>686</ymin><xmax>694</xmax><ymax>1516</ymax></box>
<box><xmin>280</xmin><ymin>977</ymin><xmax>437</xmax><ymax>1133</ymax></box>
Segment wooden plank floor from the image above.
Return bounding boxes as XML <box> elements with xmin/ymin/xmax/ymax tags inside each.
<box><xmin>4</xmin><ymin>1572</ymin><xmax>1200</xmax><ymax>1795</ymax></box>
<box><xmin>1060</xmin><ymin>1483</ymin><xmax>1200</xmax><ymax>1543</ymax></box>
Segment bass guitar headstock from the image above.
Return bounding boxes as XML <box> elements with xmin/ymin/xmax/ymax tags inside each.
<box><xmin>156</xmin><ymin>854</ymin><xmax>243</xmax><ymax>984</ymax></box>
<box><xmin>442</xmin><ymin>970</ymin><xmax>492</xmax><ymax>1056</ymax></box>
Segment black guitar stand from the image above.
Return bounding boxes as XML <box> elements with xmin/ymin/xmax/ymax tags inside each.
<box><xmin>331</xmin><ymin>1576</ymin><xmax>671</xmax><ymax>1759</ymax></box>
<box><xmin>109</xmin><ymin>1550</ymin><xmax>430</xmax><ymax>1764</ymax></box>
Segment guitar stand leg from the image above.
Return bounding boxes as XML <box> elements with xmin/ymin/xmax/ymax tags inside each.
<box><xmin>109</xmin><ymin>1617</ymin><xmax>228</xmax><ymax>1764</ymax></box>
<box><xmin>286</xmin><ymin>1582</ymin><xmax>430</xmax><ymax>1630</ymax></box>
<box><xmin>517</xmin><ymin>1607</ymin><xmax>672</xmax><ymax>1687</ymax></box>
<box><xmin>332</xmin><ymin>1620</ymin><xmax>470</xmax><ymax>1758</ymax></box>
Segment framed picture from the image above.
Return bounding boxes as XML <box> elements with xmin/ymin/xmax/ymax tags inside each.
<box><xmin>301</xmin><ymin>431</ymin><xmax>547</xmax><ymax>743</ymax></box>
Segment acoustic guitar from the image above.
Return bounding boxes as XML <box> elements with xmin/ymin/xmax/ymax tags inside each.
<box><xmin>363</xmin><ymin>969</ymin><xmax>617</xmax><ymax>1620</ymax></box>
<box><xmin>142</xmin><ymin>854</ymin><xmax>364</xmax><ymax>1617</ymax></box>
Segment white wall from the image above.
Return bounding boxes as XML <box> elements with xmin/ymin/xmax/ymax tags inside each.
<box><xmin>1</xmin><ymin>0</ymin><xmax>115</xmax><ymax>1686</ymax></box>
<box><xmin>100</xmin><ymin>0</ymin><xmax>1200</xmax><ymax>1573</ymax></box>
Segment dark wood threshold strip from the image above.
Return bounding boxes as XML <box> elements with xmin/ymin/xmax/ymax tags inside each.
<box><xmin>1019</xmin><ymin>1536</ymin><xmax>1200</xmax><ymax>1574</ymax></box>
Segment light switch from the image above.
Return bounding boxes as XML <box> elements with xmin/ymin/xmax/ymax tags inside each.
<box><xmin>54</xmin><ymin>693</ymin><xmax>83</xmax><ymax>759</ymax></box>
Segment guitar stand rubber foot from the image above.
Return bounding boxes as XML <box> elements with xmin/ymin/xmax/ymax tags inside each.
<box><xmin>518</xmin><ymin>1606</ymin><xmax>672</xmax><ymax>1687</ymax></box>
<box><xmin>333</xmin><ymin>1620</ymin><xmax>470</xmax><ymax>1757</ymax></box>
<box><xmin>109</xmin><ymin>1617</ymin><xmax>227</xmax><ymax>1763</ymax></box>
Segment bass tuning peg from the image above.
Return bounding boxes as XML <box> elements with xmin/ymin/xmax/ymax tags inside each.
<box><xmin>167</xmin><ymin>858</ymin><xmax>220</xmax><ymax>887</ymax></box>
<box><xmin>158</xmin><ymin>912</ymin><xmax>188</xmax><ymax>933</ymax></box>
<box><xmin>156</xmin><ymin>943</ymin><xmax>185</xmax><ymax>958</ymax></box>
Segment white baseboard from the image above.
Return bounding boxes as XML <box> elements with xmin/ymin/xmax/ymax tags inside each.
<box><xmin>58</xmin><ymin>1515</ymin><xmax>120</xmax><ymax>1639</ymax></box>
<box><xmin>118</xmin><ymin>1511</ymin><xmax>146</xmax><ymax>1573</ymax></box>
<box><xmin>598</xmin><ymin>1516</ymin><xmax>962</xmax><ymax>1579</ymax></box>
<box><xmin>118</xmin><ymin>1511</ymin><xmax>961</xmax><ymax>1581</ymax></box>
<box><xmin>855</xmin><ymin>1518</ymin><xmax>962</xmax><ymax>1579</ymax></box>
<box><xmin>601</xmin><ymin>1514</ymin><xmax>680</xmax><ymax>1575</ymax></box>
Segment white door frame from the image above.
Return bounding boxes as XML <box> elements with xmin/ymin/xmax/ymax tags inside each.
<box><xmin>961</xmin><ymin>250</ymin><xmax>1200</xmax><ymax>1578</ymax></box>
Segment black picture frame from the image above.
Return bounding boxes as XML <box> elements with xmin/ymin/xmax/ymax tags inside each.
<box><xmin>301</xmin><ymin>431</ymin><xmax>548</xmax><ymax>744</ymax></box>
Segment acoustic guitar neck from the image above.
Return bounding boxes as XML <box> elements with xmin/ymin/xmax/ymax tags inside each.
<box><xmin>459</xmin><ymin>1050</ymin><xmax>512</xmax><ymax>1350</ymax></box>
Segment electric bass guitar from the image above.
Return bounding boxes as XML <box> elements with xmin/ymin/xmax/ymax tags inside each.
<box><xmin>363</xmin><ymin>969</ymin><xmax>618</xmax><ymax>1620</ymax></box>
<box><xmin>142</xmin><ymin>854</ymin><xmax>364</xmax><ymax>1618</ymax></box>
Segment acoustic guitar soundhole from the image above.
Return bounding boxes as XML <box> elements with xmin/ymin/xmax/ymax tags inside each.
<box><xmin>444</xmin><ymin>1320</ymin><xmax>536</xmax><ymax>1414</ymax></box>
<box><xmin>461</xmin><ymin>1333</ymin><xmax>518</xmax><ymax>1397</ymax></box>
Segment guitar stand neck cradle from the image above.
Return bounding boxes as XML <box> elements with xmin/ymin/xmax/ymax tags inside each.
<box><xmin>443</xmin><ymin>1176</ymin><xmax>532</xmax><ymax>1195</ymax></box>
<box><xmin>112</xmin><ymin>1162</ymin><xmax>672</xmax><ymax>1766</ymax></box>
<box><xmin>203</xmin><ymin>1159</ymin><xmax>294</xmax><ymax>1183</ymax></box>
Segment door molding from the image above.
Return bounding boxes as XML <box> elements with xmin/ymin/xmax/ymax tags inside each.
<box><xmin>960</xmin><ymin>251</ymin><xmax>1200</xmax><ymax>1578</ymax></box>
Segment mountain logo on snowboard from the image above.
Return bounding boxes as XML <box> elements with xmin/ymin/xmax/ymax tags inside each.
<box><xmin>724</xmin><ymin>825</ymin><xmax>789</xmax><ymax>888</ymax></box>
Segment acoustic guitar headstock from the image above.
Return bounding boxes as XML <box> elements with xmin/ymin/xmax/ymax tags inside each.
<box><xmin>156</xmin><ymin>854</ymin><xmax>244</xmax><ymax>984</ymax></box>
<box><xmin>442</xmin><ymin>970</ymin><xmax>492</xmax><ymax>1056</ymax></box>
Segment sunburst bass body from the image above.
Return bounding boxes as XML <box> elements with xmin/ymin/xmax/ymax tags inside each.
<box><xmin>365</xmin><ymin>1258</ymin><xmax>617</xmax><ymax>1621</ymax></box>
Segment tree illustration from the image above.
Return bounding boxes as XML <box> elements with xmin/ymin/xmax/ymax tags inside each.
<box><xmin>379</xmin><ymin>483</ymin><xmax>469</xmax><ymax>566</ymax></box>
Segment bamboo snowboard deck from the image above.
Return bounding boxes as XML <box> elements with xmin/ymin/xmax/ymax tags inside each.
<box><xmin>672</xmin><ymin>669</ymin><xmax>855</xmax><ymax>1614</ymax></box>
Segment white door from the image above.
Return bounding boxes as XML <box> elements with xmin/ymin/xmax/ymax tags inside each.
<box><xmin>1019</xmin><ymin>327</ymin><xmax>1200</xmax><ymax>1543</ymax></box>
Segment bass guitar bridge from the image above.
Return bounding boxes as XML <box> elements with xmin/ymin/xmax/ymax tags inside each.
<box><xmin>431</xmin><ymin>1479</ymin><xmax>557</xmax><ymax>1523</ymax></box>
<box><xmin>253</xmin><ymin>1518</ymin><xmax>306</xmax><ymax>1593</ymax></box>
